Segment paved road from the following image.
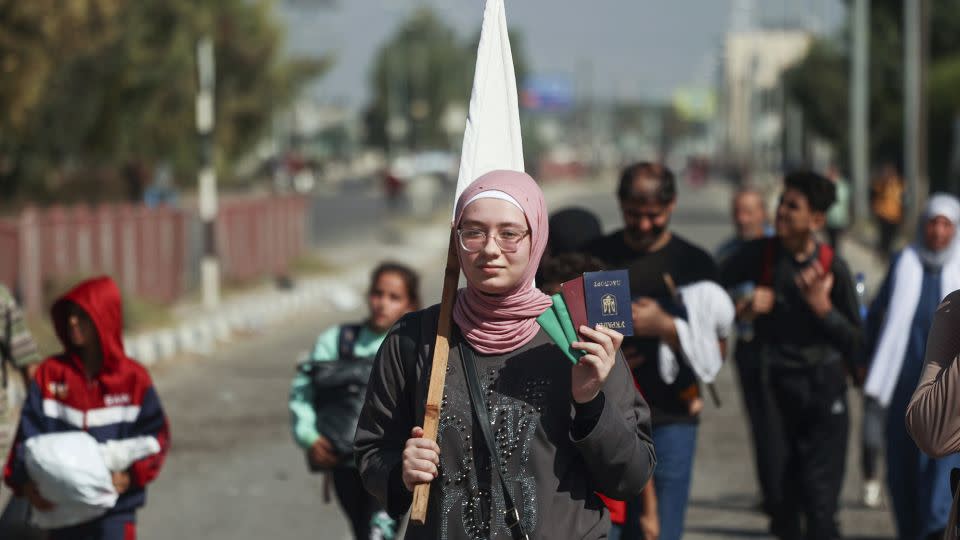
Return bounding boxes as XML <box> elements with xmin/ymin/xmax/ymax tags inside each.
<box><xmin>138</xmin><ymin>179</ymin><xmax>895</xmax><ymax>539</ymax></box>
<box><xmin>308</xmin><ymin>177</ymin><xmax>453</xmax><ymax>245</ymax></box>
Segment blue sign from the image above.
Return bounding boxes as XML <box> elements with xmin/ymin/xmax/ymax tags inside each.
<box><xmin>521</xmin><ymin>75</ymin><xmax>575</xmax><ymax>112</ymax></box>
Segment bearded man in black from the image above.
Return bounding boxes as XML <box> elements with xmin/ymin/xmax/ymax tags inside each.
<box><xmin>587</xmin><ymin>162</ymin><xmax>720</xmax><ymax>540</ymax></box>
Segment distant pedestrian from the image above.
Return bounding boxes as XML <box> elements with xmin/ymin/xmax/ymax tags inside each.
<box><xmin>0</xmin><ymin>284</ymin><xmax>41</xmax><ymax>534</ymax></box>
<box><xmin>289</xmin><ymin>262</ymin><xmax>421</xmax><ymax>540</ymax></box>
<box><xmin>4</xmin><ymin>276</ymin><xmax>170</xmax><ymax>540</ymax></box>
<box><xmin>384</xmin><ymin>170</ymin><xmax>405</xmax><ymax>212</ymax></box>
<box><xmin>587</xmin><ymin>162</ymin><xmax>725</xmax><ymax>540</ymax></box>
<box><xmin>721</xmin><ymin>171</ymin><xmax>863</xmax><ymax>540</ymax></box>
<box><xmin>122</xmin><ymin>160</ymin><xmax>147</xmax><ymax>204</ymax></box>
<box><xmin>355</xmin><ymin>170</ymin><xmax>655</xmax><ymax>539</ymax></box>
<box><xmin>825</xmin><ymin>165</ymin><xmax>851</xmax><ymax>254</ymax></box>
<box><xmin>717</xmin><ymin>187</ymin><xmax>778</xmax><ymax>514</ymax></box>
<box><xmin>872</xmin><ymin>164</ymin><xmax>905</xmax><ymax>258</ymax></box>
<box><xmin>864</xmin><ymin>194</ymin><xmax>960</xmax><ymax>540</ymax></box>
<box><xmin>716</xmin><ymin>187</ymin><xmax>771</xmax><ymax>265</ymax></box>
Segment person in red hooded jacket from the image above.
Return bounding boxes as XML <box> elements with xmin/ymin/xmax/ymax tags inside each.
<box><xmin>4</xmin><ymin>276</ymin><xmax>170</xmax><ymax>540</ymax></box>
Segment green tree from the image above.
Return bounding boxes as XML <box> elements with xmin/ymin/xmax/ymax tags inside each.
<box><xmin>365</xmin><ymin>8</ymin><xmax>471</xmax><ymax>152</ymax></box>
<box><xmin>785</xmin><ymin>0</ymin><xmax>960</xmax><ymax>191</ymax></box>
<box><xmin>364</xmin><ymin>7</ymin><xmax>531</xmax><ymax>155</ymax></box>
<box><xmin>0</xmin><ymin>0</ymin><xmax>124</xmax><ymax>200</ymax></box>
<box><xmin>0</xmin><ymin>0</ymin><xmax>329</xmax><ymax>204</ymax></box>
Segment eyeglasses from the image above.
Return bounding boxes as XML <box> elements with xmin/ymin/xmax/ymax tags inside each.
<box><xmin>457</xmin><ymin>228</ymin><xmax>529</xmax><ymax>253</ymax></box>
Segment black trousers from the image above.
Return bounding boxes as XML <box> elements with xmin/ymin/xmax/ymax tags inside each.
<box><xmin>332</xmin><ymin>467</ymin><xmax>380</xmax><ymax>540</ymax></box>
<box><xmin>765</xmin><ymin>362</ymin><xmax>849</xmax><ymax>540</ymax></box>
<box><xmin>860</xmin><ymin>395</ymin><xmax>885</xmax><ymax>481</ymax></box>
<box><xmin>734</xmin><ymin>339</ymin><xmax>777</xmax><ymax>514</ymax></box>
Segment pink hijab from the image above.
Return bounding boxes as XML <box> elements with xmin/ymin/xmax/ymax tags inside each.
<box><xmin>452</xmin><ymin>170</ymin><xmax>554</xmax><ymax>354</ymax></box>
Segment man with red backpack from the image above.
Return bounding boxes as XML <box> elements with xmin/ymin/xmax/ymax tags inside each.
<box><xmin>721</xmin><ymin>171</ymin><xmax>863</xmax><ymax>540</ymax></box>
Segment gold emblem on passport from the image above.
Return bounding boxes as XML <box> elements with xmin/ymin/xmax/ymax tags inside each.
<box><xmin>601</xmin><ymin>293</ymin><xmax>617</xmax><ymax>316</ymax></box>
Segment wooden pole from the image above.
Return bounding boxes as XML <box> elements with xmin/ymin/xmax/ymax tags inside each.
<box><xmin>410</xmin><ymin>228</ymin><xmax>461</xmax><ymax>525</ymax></box>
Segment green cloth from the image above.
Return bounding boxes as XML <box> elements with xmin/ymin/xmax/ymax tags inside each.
<box><xmin>536</xmin><ymin>294</ymin><xmax>585</xmax><ymax>364</ymax></box>
<box><xmin>288</xmin><ymin>324</ymin><xmax>387</xmax><ymax>450</ymax></box>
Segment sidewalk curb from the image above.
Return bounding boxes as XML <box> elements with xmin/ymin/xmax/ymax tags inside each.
<box><xmin>122</xmin><ymin>227</ymin><xmax>450</xmax><ymax>366</ymax></box>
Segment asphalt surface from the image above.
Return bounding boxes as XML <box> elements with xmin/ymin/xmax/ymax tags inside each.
<box><xmin>138</xmin><ymin>179</ymin><xmax>896</xmax><ymax>539</ymax></box>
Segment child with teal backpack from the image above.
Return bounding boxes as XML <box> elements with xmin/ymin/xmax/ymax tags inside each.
<box><xmin>289</xmin><ymin>262</ymin><xmax>420</xmax><ymax>540</ymax></box>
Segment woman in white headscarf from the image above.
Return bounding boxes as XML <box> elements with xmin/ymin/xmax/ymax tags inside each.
<box><xmin>864</xmin><ymin>193</ymin><xmax>960</xmax><ymax>540</ymax></box>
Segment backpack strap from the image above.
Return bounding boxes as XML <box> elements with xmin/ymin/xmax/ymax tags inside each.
<box><xmin>337</xmin><ymin>324</ymin><xmax>365</xmax><ymax>360</ymax></box>
<box><xmin>759</xmin><ymin>237</ymin><xmax>778</xmax><ymax>287</ymax></box>
<box><xmin>817</xmin><ymin>242</ymin><xmax>835</xmax><ymax>273</ymax></box>
<box><xmin>758</xmin><ymin>238</ymin><xmax>834</xmax><ymax>287</ymax></box>
<box><xmin>457</xmin><ymin>335</ymin><xmax>530</xmax><ymax>540</ymax></box>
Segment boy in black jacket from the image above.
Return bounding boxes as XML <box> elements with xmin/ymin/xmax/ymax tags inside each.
<box><xmin>721</xmin><ymin>171</ymin><xmax>862</xmax><ymax>540</ymax></box>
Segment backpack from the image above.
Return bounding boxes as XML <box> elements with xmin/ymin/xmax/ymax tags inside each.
<box><xmin>300</xmin><ymin>324</ymin><xmax>373</xmax><ymax>468</ymax></box>
<box><xmin>758</xmin><ymin>237</ymin><xmax>834</xmax><ymax>287</ymax></box>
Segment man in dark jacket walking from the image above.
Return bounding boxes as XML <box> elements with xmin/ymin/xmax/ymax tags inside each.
<box><xmin>721</xmin><ymin>171</ymin><xmax>863</xmax><ymax>540</ymax></box>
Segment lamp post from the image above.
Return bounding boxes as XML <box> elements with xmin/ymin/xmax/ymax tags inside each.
<box><xmin>849</xmin><ymin>0</ymin><xmax>869</xmax><ymax>223</ymax></box>
<box><xmin>903</xmin><ymin>0</ymin><xmax>929</xmax><ymax>229</ymax></box>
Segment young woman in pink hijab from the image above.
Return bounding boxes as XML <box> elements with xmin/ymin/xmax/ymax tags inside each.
<box><xmin>355</xmin><ymin>170</ymin><xmax>655</xmax><ymax>540</ymax></box>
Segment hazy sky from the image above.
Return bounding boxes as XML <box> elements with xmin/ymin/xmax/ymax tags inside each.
<box><xmin>279</xmin><ymin>0</ymin><xmax>845</xmax><ymax>109</ymax></box>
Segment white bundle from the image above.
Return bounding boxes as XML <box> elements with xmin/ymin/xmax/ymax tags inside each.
<box><xmin>25</xmin><ymin>432</ymin><xmax>117</xmax><ymax>529</ymax></box>
<box><xmin>24</xmin><ymin>432</ymin><xmax>161</xmax><ymax>529</ymax></box>
<box><xmin>658</xmin><ymin>281</ymin><xmax>736</xmax><ymax>385</ymax></box>
<box><xmin>99</xmin><ymin>436</ymin><xmax>161</xmax><ymax>472</ymax></box>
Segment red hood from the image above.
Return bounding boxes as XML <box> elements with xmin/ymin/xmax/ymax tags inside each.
<box><xmin>51</xmin><ymin>276</ymin><xmax>127</xmax><ymax>373</ymax></box>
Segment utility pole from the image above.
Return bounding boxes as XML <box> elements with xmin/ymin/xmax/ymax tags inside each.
<box><xmin>850</xmin><ymin>0</ymin><xmax>869</xmax><ymax>223</ymax></box>
<box><xmin>197</xmin><ymin>36</ymin><xmax>219</xmax><ymax>310</ymax></box>
<box><xmin>904</xmin><ymin>0</ymin><xmax>929</xmax><ymax>230</ymax></box>
<box><xmin>383</xmin><ymin>0</ymin><xmax>410</xmax><ymax>160</ymax></box>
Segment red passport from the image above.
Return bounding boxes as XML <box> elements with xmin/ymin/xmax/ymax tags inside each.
<box><xmin>560</xmin><ymin>276</ymin><xmax>589</xmax><ymax>340</ymax></box>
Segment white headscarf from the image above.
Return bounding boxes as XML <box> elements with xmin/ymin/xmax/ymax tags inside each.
<box><xmin>916</xmin><ymin>193</ymin><xmax>960</xmax><ymax>269</ymax></box>
<box><xmin>865</xmin><ymin>193</ymin><xmax>960</xmax><ymax>406</ymax></box>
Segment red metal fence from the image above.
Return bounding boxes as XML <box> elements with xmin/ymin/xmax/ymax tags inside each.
<box><xmin>218</xmin><ymin>195</ymin><xmax>308</xmax><ymax>283</ymax></box>
<box><xmin>1</xmin><ymin>195</ymin><xmax>309</xmax><ymax>315</ymax></box>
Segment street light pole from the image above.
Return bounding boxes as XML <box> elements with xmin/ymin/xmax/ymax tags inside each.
<box><xmin>850</xmin><ymin>0</ymin><xmax>869</xmax><ymax>223</ymax></box>
<box><xmin>197</xmin><ymin>36</ymin><xmax>220</xmax><ymax>310</ymax></box>
<box><xmin>904</xmin><ymin>0</ymin><xmax>929</xmax><ymax>229</ymax></box>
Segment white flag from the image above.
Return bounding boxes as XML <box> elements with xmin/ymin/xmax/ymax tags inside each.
<box><xmin>453</xmin><ymin>0</ymin><xmax>524</xmax><ymax>218</ymax></box>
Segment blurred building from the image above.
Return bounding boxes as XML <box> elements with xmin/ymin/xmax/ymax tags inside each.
<box><xmin>718</xmin><ymin>29</ymin><xmax>813</xmax><ymax>178</ymax></box>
